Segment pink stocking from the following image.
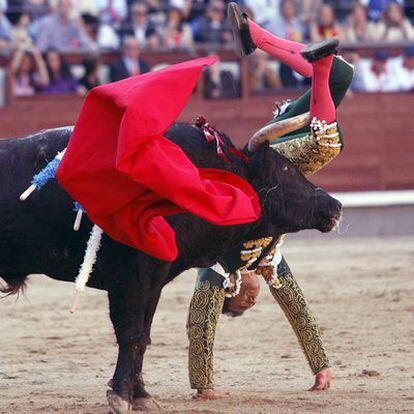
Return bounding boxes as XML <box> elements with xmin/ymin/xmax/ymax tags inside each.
<box><xmin>310</xmin><ymin>55</ymin><xmax>335</xmax><ymax>123</ymax></box>
<box><xmin>248</xmin><ymin>20</ymin><xmax>313</xmax><ymax>78</ymax></box>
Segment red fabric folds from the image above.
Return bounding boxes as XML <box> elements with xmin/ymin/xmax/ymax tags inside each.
<box><xmin>57</xmin><ymin>56</ymin><xmax>261</xmax><ymax>261</ymax></box>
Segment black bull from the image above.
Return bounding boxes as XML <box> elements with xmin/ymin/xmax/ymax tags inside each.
<box><xmin>0</xmin><ymin>124</ymin><xmax>341</xmax><ymax>412</ymax></box>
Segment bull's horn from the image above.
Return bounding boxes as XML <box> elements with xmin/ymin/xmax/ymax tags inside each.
<box><xmin>248</xmin><ymin>112</ymin><xmax>310</xmax><ymax>152</ymax></box>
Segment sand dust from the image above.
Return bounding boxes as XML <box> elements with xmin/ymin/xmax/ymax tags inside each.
<box><xmin>1</xmin><ymin>236</ymin><xmax>414</xmax><ymax>414</ymax></box>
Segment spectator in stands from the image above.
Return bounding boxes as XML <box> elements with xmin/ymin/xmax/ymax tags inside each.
<box><xmin>23</xmin><ymin>0</ymin><xmax>51</xmax><ymax>20</ymax></box>
<box><xmin>355</xmin><ymin>49</ymin><xmax>400</xmax><ymax>92</ymax></box>
<box><xmin>41</xmin><ymin>48</ymin><xmax>81</xmax><ymax>93</ymax></box>
<box><xmin>35</xmin><ymin>0</ymin><xmax>93</xmax><ymax>51</ymax></box>
<box><xmin>11</xmin><ymin>12</ymin><xmax>32</xmax><ymax>49</ymax></box>
<box><xmin>298</xmin><ymin>0</ymin><xmax>322</xmax><ymax>24</ymax></box>
<box><xmin>81</xmin><ymin>13</ymin><xmax>120</xmax><ymax>49</ymax></box>
<box><xmin>146</xmin><ymin>0</ymin><xmax>174</xmax><ymax>28</ymax></box>
<box><xmin>243</xmin><ymin>0</ymin><xmax>279</xmax><ymax>30</ymax></box>
<box><xmin>371</xmin><ymin>1</ymin><xmax>414</xmax><ymax>41</ymax></box>
<box><xmin>96</xmin><ymin>0</ymin><xmax>128</xmax><ymax>27</ymax></box>
<box><xmin>160</xmin><ymin>6</ymin><xmax>194</xmax><ymax>49</ymax></box>
<box><xmin>343</xmin><ymin>2</ymin><xmax>377</xmax><ymax>42</ymax></box>
<box><xmin>109</xmin><ymin>35</ymin><xmax>150</xmax><ymax>82</ymax></box>
<box><xmin>194</xmin><ymin>0</ymin><xmax>232</xmax><ymax>45</ymax></box>
<box><xmin>188</xmin><ymin>0</ymin><xmax>210</xmax><ymax>22</ymax></box>
<box><xmin>332</xmin><ymin>0</ymin><xmax>355</xmax><ymax>22</ymax></box>
<box><xmin>69</xmin><ymin>0</ymin><xmax>98</xmax><ymax>17</ymax></box>
<box><xmin>365</xmin><ymin>0</ymin><xmax>404</xmax><ymax>22</ymax></box>
<box><xmin>168</xmin><ymin>0</ymin><xmax>191</xmax><ymax>13</ymax></box>
<box><xmin>267</xmin><ymin>0</ymin><xmax>305</xmax><ymax>41</ymax></box>
<box><xmin>0</xmin><ymin>7</ymin><xmax>12</xmax><ymax>51</ymax></box>
<box><xmin>203</xmin><ymin>53</ymin><xmax>239</xmax><ymax>99</ymax></box>
<box><xmin>309</xmin><ymin>4</ymin><xmax>343</xmax><ymax>42</ymax></box>
<box><xmin>249</xmin><ymin>49</ymin><xmax>281</xmax><ymax>93</ymax></box>
<box><xmin>78</xmin><ymin>56</ymin><xmax>101</xmax><ymax>94</ymax></box>
<box><xmin>119</xmin><ymin>1</ymin><xmax>159</xmax><ymax>49</ymax></box>
<box><xmin>146</xmin><ymin>0</ymin><xmax>191</xmax><ymax>17</ymax></box>
<box><xmin>267</xmin><ymin>0</ymin><xmax>305</xmax><ymax>87</ymax></box>
<box><xmin>392</xmin><ymin>46</ymin><xmax>414</xmax><ymax>91</ymax></box>
<box><xmin>10</xmin><ymin>44</ymin><xmax>49</xmax><ymax>96</ymax></box>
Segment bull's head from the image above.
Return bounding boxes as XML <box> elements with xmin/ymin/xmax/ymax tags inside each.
<box><xmin>246</xmin><ymin>116</ymin><xmax>342</xmax><ymax>234</ymax></box>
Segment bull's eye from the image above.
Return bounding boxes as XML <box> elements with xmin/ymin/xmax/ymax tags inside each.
<box><xmin>283</xmin><ymin>165</ymin><xmax>289</xmax><ymax>172</ymax></box>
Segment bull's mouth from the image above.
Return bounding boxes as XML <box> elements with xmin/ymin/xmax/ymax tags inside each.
<box><xmin>318</xmin><ymin>212</ymin><xmax>342</xmax><ymax>233</ymax></box>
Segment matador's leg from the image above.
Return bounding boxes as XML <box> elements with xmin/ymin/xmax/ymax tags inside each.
<box><xmin>245</xmin><ymin>20</ymin><xmax>348</xmax><ymax>133</ymax></box>
<box><xmin>270</xmin><ymin>257</ymin><xmax>331</xmax><ymax>375</ymax></box>
<box><xmin>241</xmin><ymin>19</ymin><xmax>352</xmax><ymax>174</ymax></box>
<box><xmin>187</xmin><ymin>267</ymin><xmax>226</xmax><ymax>394</ymax></box>
<box><xmin>270</xmin><ymin>56</ymin><xmax>354</xmax><ymax>140</ymax></box>
<box><xmin>245</xmin><ymin>17</ymin><xmax>354</xmax><ymax>119</ymax></box>
<box><xmin>228</xmin><ymin>2</ymin><xmax>354</xmax><ymax>139</ymax></box>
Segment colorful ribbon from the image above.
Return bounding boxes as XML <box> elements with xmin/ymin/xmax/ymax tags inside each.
<box><xmin>195</xmin><ymin>116</ymin><xmax>249</xmax><ymax>163</ymax></box>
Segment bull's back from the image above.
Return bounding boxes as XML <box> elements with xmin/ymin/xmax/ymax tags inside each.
<box><xmin>0</xmin><ymin>127</ymin><xmax>92</xmax><ymax>277</ymax></box>
<box><xmin>0</xmin><ymin>123</ymin><xmax>247</xmax><ymax>281</ymax></box>
<box><xmin>0</xmin><ymin>126</ymin><xmax>74</xmax><ymax>221</ymax></box>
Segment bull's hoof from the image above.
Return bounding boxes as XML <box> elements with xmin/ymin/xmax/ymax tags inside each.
<box><xmin>132</xmin><ymin>396</ymin><xmax>161</xmax><ymax>411</ymax></box>
<box><xmin>107</xmin><ymin>390</ymin><xmax>132</xmax><ymax>414</ymax></box>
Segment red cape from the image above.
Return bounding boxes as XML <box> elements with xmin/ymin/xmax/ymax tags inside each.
<box><xmin>57</xmin><ymin>56</ymin><xmax>260</xmax><ymax>261</ymax></box>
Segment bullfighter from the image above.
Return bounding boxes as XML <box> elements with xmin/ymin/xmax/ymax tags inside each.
<box><xmin>187</xmin><ymin>2</ymin><xmax>354</xmax><ymax>399</ymax></box>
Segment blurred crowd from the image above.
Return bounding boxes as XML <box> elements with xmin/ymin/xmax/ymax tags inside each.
<box><xmin>0</xmin><ymin>0</ymin><xmax>413</xmax><ymax>99</ymax></box>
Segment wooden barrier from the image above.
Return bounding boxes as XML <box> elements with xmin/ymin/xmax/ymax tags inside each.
<box><xmin>0</xmin><ymin>92</ymin><xmax>413</xmax><ymax>192</ymax></box>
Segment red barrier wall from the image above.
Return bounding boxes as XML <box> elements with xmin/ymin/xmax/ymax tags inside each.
<box><xmin>0</xmin><ymin>92</ymin><xmax>413</xmax><ymax>192</ymax></box>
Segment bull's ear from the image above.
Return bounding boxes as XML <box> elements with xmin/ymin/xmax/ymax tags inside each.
<box><xmin>247</xmin><ymin>141</ymin><xmax>270</xmax><ymax>176</ymax></box>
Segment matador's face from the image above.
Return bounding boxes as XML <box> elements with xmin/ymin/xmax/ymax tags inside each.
<box><xmin>224</xmin><ymin>273</ymin><xmax>260</xmax><ymax>317</ymax></box>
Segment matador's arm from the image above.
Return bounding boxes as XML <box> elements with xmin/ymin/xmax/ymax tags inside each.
<box><xmin>187</xmin><ymin>267</ymin><xmax>225</xmax><ymax>390</ymax></box>
<box><xmin>269</xmin><ymin>257</ymin><xmax>330</xmax><ymax>374</ymax></box>
<box><xmin>187</xmin><ymin>238</ymin><xmax>331</xmax><ymax>391</ymax></box>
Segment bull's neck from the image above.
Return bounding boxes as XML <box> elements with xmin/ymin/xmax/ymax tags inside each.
<box><xmin>243</xmin><ymin>196</ymin><xmax>283</xmax><ymax>243</ymax></box>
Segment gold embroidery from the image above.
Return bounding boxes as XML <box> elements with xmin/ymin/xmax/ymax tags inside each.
<box><xmin>187</xmin><ymin>280</ymin><xmax>225</xmax><ymax>389</ymax></box>
<box><xmin>270</xmin><ymin>273</ymin><xmax>330</xmax><ymax>374</ymax></box>
<box><xmin>240</xmin><ymin>237</ymin><xmax>273</xmax><ymax>266</ymax></box>
<box><xmin>255</xmin><ymin>235</ymin><xmax>284</xmax><ymax>288</ymax></box>
<box><xmin>271</xmin><ymin>120</ymin><xmax>341</xmax><ymax>176</ymax></box>
<box><xmin>243</xmin><ymin>237</ymin><xmax>273</xmax><ymax>249</ymax></box>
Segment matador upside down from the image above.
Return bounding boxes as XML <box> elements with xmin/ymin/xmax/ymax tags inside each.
<box><xmin>187</xmin><ymin>2</ymin><xmax>354</xmax><ymax>399</ymax></box>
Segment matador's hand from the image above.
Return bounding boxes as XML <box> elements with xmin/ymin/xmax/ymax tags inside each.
<box><xmin>194</xmin><ymin>389</ymin><xmax>229</xmax><ymax>399</ymax></box>
<box><xmin>309</xmin><ymin>367</ymin><xmax>333</xmax><ymax>391</ymax></box>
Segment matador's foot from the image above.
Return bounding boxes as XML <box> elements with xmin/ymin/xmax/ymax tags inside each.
<box><xmin>309</xmin><ymin>367</ymin><xmax>334</xmax><ymax>391</ymax></box>
<box><xmin>228</xmin><ymin>2</ymin><xmax>256</xmax><ymax>56</ymax></box>
<box><xmin>300</xmin><ymin>39</ymin><xmax>339</xmax><ymax>63</ymax></box>
<box><xmin>194</xmin><ymin>388</ymin><xmax>230</xmax><ymax>400</ymax></box>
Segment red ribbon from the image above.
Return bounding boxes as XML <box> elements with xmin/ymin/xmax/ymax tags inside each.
<box><xmin>195</xmin><ymin>116</ymin><xmax>249</xmax><ymax>163</ymax></box>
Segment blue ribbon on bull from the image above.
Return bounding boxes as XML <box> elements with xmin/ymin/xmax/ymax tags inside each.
<box><xmin>18</xmin><ymin>147</ymin><xmax>101</xmax><ymax>312</ymax></box>
<box><xmin>19</xmin><ymin>148</ymin><xmax>83</xmax><ymax>231</ymax></box>
<box><xmin>19</xmin><ymin>148</ymin><xmax>67</xmax><ymax>201</ymax></box>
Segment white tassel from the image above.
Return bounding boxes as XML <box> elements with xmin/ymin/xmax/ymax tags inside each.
<box><xmin>70</xmin><ymin>225</ymin><xmax>103</xmax><ymax>314</ymax></box>
<box><xmin>20</xmin><ymin>184</ymin><xmax>37</xmax><ymax>201</ymax></box>
<box><xmin>73</xmin><ymin>209</ymin><xmax>83</xmax><ymax>231</ymax></box>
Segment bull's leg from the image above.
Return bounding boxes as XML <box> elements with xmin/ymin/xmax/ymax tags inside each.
<box><xmin>105</xmin><ymin>252</ymin><xmax>169</xmax><ymax>413</ymax></box>
<box><xmin>132</xmin><ymin>287</ymin><xmax>164</xmax><ymax>411</ymax></box>
<box><xmin>107</xmin><ymin>279</ymin><xmax>149</xmax><ymax>413</ymax></box>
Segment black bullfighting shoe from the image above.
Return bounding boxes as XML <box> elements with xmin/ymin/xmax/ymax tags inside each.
<box><xmin>228</xmin><ymin>2</ymin><xmax>257</xmax><ymax>57</ymax></box>
<box><xmin>300</xmin><ymin>38</ymin><xmax>339</xmax><ymax>63</ymax></box>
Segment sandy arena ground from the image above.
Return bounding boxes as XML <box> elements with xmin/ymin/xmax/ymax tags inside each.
<box><xmin>1</xmin><ymin>236</ymin><xmax>413</xmax><ymax>414</ymax></box>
